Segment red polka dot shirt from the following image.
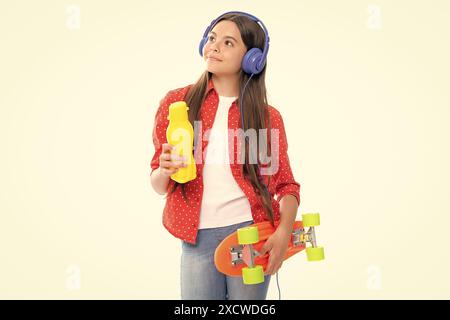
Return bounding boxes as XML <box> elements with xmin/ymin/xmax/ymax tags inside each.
<box><xmin>150</xmin><ymin>78</ymin><xmax>300</xmax><ymax>244</ymax></box>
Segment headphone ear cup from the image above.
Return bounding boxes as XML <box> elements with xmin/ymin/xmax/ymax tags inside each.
<box><xmin>199</xmin><ymin>37</ymin><xmax>207</xmax><ymax>57</ymax></box>
<box><xmin>242</xmin><ymin>47</ymin><xmax>264</xmax><ymax>74</ymax></box>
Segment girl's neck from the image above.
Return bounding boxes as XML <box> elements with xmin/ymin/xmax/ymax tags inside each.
<box><xmin>212</xmin><ymin>74</ymin><xmax>239</xmax><ymax>97</ymax></box>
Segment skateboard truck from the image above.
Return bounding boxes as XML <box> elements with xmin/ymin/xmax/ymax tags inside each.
<box><xmin>292</xmin><ymin>226</ymin><xmax>319</xmax><ymax>248</ymax></box>
<box><xmin>230</xmin><ymin>245</ymin><xmax>243</xmax><ymax>266</ymax></box>
<box><xmin>230</xmin><ymin>244</ymin><xmax>261</xmax><ymax>268</ymax></box>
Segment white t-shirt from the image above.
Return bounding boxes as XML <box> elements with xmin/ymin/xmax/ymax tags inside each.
<box><xmin>198</xmin><ymin>95</ymin><xmax>253</xmax><ymax>229</ymax></box>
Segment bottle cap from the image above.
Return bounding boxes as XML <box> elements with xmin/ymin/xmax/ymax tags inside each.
<box><xmin>167</xmin><ymin>101</ymin><xmax>189</xmax><ymax>121</ymax></box>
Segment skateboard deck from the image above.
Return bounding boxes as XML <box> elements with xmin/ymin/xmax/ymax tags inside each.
<box><xmin>214</xmin><ymin>220</ymin><xmax>307</xmax><ymax>277</ymax></box>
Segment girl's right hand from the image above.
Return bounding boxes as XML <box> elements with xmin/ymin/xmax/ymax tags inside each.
<box><xmin>159</xmin><ymin>143</ymin><xmax>188</xmax><ymax>178</ymax></box>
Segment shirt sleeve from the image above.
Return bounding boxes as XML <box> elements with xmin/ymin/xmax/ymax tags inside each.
<box><xmin>269</xmin><ymin>109</ymin><xmax>301</xmax><ymax>206</ymax></box>
<box><xmin>150</xmin><ymin>91</ymin><xmax>172</xmax><ymax>175</ymax></box>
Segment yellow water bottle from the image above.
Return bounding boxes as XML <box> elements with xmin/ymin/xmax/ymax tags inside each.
<box><xmin>166</xmin><ymin>101</ymin><xmax>197</xmax><ymax>183</ymax></box>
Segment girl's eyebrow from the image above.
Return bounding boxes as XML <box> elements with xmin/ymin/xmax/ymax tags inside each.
<box><xmin>209</xmin><ymin>31</ymin><xmax>238</xmax><ymax>43</ymax></box>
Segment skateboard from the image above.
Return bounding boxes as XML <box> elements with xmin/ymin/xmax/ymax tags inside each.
<box><xmin>214</xmin><ymin>213</ymin><xmax>325</xmax><ymax>285</ymax></box>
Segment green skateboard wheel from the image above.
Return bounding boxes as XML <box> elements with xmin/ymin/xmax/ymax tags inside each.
<box><xmin>302</xmin><ymin>213</ymin><xmax>320</xmax><ymax>227</ymax></box>
<box><xmin>237</xmin><ymin>226</ymin><xmax>259</xmax><ymax>245</ymax></box>
<box><xmin>242</xmin><ymin>265</ymin><xmax>265</xmax><ymax>285</ymax></box>
<box><xmin>306</xmin><ymin>246</ymin><xmax>325</xmax><ymax>261</ymax></box>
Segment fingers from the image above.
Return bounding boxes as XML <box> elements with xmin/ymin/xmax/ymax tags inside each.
<box><xmin>265</xmin><ymin>254</ymin><xmax>283</xmax><ymax>275</ymax></box>
<box><xmin>265</xmin><ymin>259</ymin><xmax>274</xmax><ymax>275</ymax></box>
<box><xmin>266</xmin><ymin>264</ymin><xmax>281</xmax><ymax>275</ymax></box>
<box><xmin>259</xmin><ymin>241</ymin><xmax>272</xmax><ymax>256</ymax></box>
<box><xmin>159</xmin><ymin>143</ymin><xmax>188</xmax><ymax>176</ymax></box>
<box><xmin>273</xmin><ymin>262</ymin><xmax>282</xmax><ymax>274</ymax></box>
<box><xmin>264</xmin><ymin>251</ymin><xmax>274</xmax><ymax>275</ymax></box>
<box><xmin>162</xmin><ymin>143</ymin><xmax>173</xmax><ymax>154</ymax></box>
<box><xmin>260</xmin><ymin>242</ymin><xmax>273</xmax><ymax>275</ymax></box>
<box><xmin>160</xmin><ymin>167</ymin><xmax>177</xmax><ymax>176</ymax></box>
<box><xmin>160</xmin><ymin>154</ymin><xmax>187</xmax><ymax>168</ymax></box>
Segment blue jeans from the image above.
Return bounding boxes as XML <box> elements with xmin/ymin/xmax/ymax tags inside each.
<box><xmin>181</xmin><ymin>220</ymin><xmax>271</xmax><ymax>300</ymax></box>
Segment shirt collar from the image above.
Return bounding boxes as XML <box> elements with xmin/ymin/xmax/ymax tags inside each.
<box><xmin>206</xmin><ymin>77</ymin><xmax>215</xmax><ymax>95</ymax></box>
<box><xmin>206</xmin><ymin>77</ymin><xmax>239</xmax><ymax>103</ymax></box>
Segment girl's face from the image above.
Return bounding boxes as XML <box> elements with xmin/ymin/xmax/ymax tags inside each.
<box><xmin>203</xmin><ymin>20</ymin><xmax>247</xmax><ymax>76</ymax></box>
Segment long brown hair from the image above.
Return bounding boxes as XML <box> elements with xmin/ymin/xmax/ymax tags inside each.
<box><xmin>165</xmin><ymin>13</ymin><xmax>275</xmax><ymax>224</ymax></box>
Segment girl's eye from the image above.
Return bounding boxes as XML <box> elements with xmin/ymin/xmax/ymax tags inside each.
<box><xmin>208</xmin><ymin>35</ymin><xmax>233</xmax><ymax>47</ymax></box>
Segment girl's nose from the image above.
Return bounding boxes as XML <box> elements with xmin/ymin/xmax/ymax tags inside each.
<box><xmin>209</xmin><ymin>43</ymin><xmax>220</xmax><ymax>53</ymax></box>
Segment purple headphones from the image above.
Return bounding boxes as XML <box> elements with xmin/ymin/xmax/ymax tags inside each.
<box><xmin>198</xmin><ymin>11</ymin><xmax>270</xmax><ymax>75</ymax></box>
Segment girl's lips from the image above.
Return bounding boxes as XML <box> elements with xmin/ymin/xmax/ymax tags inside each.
<box><xmin>207</xmin><ymin>57</ymin><xmax>222</xmax><ymax>62</ymax></box>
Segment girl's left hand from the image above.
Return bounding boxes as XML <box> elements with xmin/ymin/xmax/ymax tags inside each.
<box><xmin>259</xmin><ymin>227</ymin><xmax>291</xmax><ymax>275</ymax></box>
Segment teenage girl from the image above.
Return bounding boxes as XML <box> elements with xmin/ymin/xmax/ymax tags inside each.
<box><xmin>150</xmin><ymin>11</ymin><xmax>300</xmax><ymax>300</ymax></box>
